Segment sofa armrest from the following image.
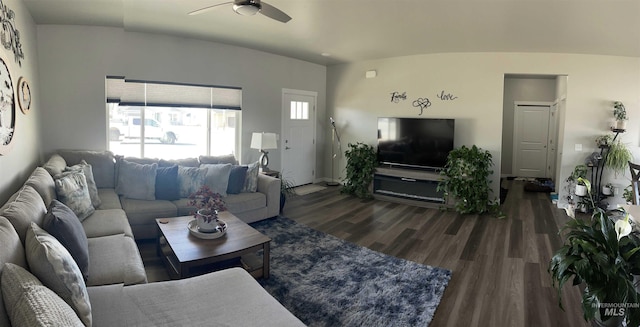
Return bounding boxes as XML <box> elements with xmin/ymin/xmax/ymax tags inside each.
<box><xmin>257</xmin><ymin>174</ymin><xmax>280</xmax><ymax>218</ymax></box>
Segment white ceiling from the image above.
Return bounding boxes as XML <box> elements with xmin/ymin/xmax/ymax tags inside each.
<box><xmin>23</xmin><ymin>0</ymin><xmax>640</xmax><ymax>66</ymax></box>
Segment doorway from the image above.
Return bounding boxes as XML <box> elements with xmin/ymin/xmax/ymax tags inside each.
<box><xmin>512</xmin><ymin>102</ymin><xmax>554</xmax><ymax>178</ymax></box>
<box><xmin>281</xmin><ymin>89</ymin><xmax>317</xmax><ymax>187</ymax></box>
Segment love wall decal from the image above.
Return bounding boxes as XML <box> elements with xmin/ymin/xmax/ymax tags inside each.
<box><xmin>390</xmin><ymin>90</ymin><xmax>459</xmax><ymax>116</ymax></box>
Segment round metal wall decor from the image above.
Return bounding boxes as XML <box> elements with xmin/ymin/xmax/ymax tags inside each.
<box><xmin>0</xmin><ymin>54</ymin><xmax>15</xmax><ymax>155</ymax></box>
<box><xmin>17</xmin><ymin>76</ymin><xmax>30</xmax><ymax>114</ymax></box>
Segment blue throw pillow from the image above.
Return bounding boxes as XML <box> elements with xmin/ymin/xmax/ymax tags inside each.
<box><xmin>42</xmin><ymin>200</ymin><xmax>90</xmax><ymax>281</ymax></box>
<box><xmin>155</xmin><ymin>165</ymin><xmax>180</xmax><ymax>200</ymax></box>
<box><xmin>227</xmin><ymin>165</ymin><xmax>248</xmax><ymax>194</ymax></box>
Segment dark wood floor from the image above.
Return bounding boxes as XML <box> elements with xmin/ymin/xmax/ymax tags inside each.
<box><xmin>283</xmin><ymin>180</ymin><xmax>589</xmax><ymax>327</ymax></box>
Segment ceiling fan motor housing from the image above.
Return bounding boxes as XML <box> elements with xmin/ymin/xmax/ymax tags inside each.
<box><xmin>233</xmin><ymin>0</ymin><xmax>261</xmax><ymax>16</ymax></box>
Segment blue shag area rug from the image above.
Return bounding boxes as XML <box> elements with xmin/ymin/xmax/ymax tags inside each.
<box><xmin>251</xmin><ymin>216</ymin><xmax>452</xmax><ymax>327</ymax></box>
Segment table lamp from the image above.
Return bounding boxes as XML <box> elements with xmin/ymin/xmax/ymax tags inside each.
<box><xmin>250</xmin><ymin>132</ymin><xmax>278</xmax><ymax>171</ymax></box>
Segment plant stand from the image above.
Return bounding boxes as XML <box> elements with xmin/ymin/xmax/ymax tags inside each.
<box><xmin>589</xmin><ymin>128</ymin><xmax>625</xmax><ymax>209</ymax></box>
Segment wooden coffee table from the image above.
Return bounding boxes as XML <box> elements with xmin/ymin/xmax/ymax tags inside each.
<box><xmin>156</xmin><ymin>212</ymin><xmax>271</xmax><ymax>279</ymax></box>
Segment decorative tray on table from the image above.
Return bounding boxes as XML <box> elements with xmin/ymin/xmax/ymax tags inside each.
<box><xmin>187</xmin><ymin>219</ymin><xmax>227</xmax><ymax>239</ymax></box>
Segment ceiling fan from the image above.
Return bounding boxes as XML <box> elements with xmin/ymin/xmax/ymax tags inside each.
<box><xmin>189</xmin><ymin>0</ymin><xmax>292</xmax><ymax>23</ymax></box>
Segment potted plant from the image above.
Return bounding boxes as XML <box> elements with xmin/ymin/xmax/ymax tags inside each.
<box><xmin>550</xmin><ymin>179</ymin><xmax>640</xmax><ymax>326</ymax></box>
<box><xmin>613</xmin><ymin>101</ymin><xmax>628</xmax><ymax>130</ymax></box>
<box><xmin>280</xmin><ymin>177</ymin><xmax>296</xmax><ymax>212</ymax></box>
<box><xmin>188</xmin><ymin>185</ymin><xmax>227</xmax><ymax>232</ymax></box>
<box><xmin>568</xmin><ymin>164</ymin><xmax>589</xmax><ymax>196</ymax></box>
<box><xmin>605</xmin><ymin>140</ymin><xmax>633</xmax><ymax>176</ymax></box>
<box><xmin>437</xmin><ymin>145</ymin><xmax>502</xmax><ymax>217</ymax></box>
<box><xmin>341</xmin><ymin>142</ymin><xmax>377</xmax><ymax>199</ymax></box>
<box><xmin>596</xmin><ymin>134</ymin><xmax>613</xmax><ymax>148</ymax></box>
<box><xmin>602</xmin><ymin>182</ymin><xmax>614</xmax><ymax>196</ymax></box>
<box><xmin>624</xmin><ymin>185</ymin><xmax>635</xmax><ymax>204</ymax></box>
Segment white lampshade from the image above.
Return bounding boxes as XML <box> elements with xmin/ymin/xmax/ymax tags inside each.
<box><xmin>233</xmin><ymin>4</ymin><xmax>260</xmax><ymax>16</ymax></box>
<box><xmin>250</xmin><ymin>132</ymin><xmax>277</xmax><ymax>150</ymax></box>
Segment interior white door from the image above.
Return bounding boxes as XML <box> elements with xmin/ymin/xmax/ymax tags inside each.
<box><xmin>281</xmin><ymin>90</ymin><xmax>316</xmax><ymax>186</ymax></box>
<box><xmin>513</xmin><ymin>103</ymin><xmax>551</xmax><ymax>178</ymax></box>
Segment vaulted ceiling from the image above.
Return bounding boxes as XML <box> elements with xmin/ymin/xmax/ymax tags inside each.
<box><xmin>24</xmin><ymin>0</ymin><xmax>640</xmax><ymax>65</ymax></box>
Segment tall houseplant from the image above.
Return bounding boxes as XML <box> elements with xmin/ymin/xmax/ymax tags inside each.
<box><xmin>437</xmin><ymin>145</ymin><xmax>501</xmax><ymax>216</ymax></box>
<box><xmin>550</xmin><ymin>179</ymin><xmax>640</xmax><ymax>326</ymax></box>
<box><xmin>341</xmin><ymin>142</ymin><xmax>377</xmax><ymax>199</ymax></box>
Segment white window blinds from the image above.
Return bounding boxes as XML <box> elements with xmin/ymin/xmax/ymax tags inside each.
<box><xmin>106</xmin><ymin>76</ymin><xmax>242</xmax><ymax>110</ymax></box>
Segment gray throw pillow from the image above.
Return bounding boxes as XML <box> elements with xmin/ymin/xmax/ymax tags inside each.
<box><xmin>25</xmin><ymin>223</ymin><xmax>92</xmax><ymax>327</ymax></box>
<box><xmin>241</xmin><ymin>161</ymin><xmax>260</xmax><ymax>193</ymax></box>
<box><xmin>54</xmin><ymin>171</ymin><xmax>95</xmax><ymax>221</ymax></box>
<box><xmin>116</xmin><ymin>160</ymin><xmax>157</xmax><ymax>200</ymax></box>
<box><xmin>42</xmin><ymin>200</ymin><xmax>90</xmax><ymax>281</ymax></box>
<box><xmin>1</xmin><ymin>263</ymin><xmax>84</xmax><ymax>327</ymax></box>
<box><xmin>178</xmin><ymin>166</ymin><xmax>208</xmax><ymax>197</ymax></box>
<box><xmin>201</xmin><ymin>163</ymin><xmax>233</xmax><ymax>197</ymax></box>
<box><xmin>66</xmin><ymin>160</ymin><xmax>102</xmax><ymax>208</ymax></box>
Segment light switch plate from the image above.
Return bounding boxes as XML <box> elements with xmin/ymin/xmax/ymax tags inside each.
<box><xmin>575</xmin><ymin>144</ymin><xmax>582</xmax><ymax>152</ymax></box>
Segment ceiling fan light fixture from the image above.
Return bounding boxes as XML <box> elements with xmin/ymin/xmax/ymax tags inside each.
<box><xmin>233</xmin><ymin>4</ymin><xmax>260</xmax><ymax>16</ymax></box>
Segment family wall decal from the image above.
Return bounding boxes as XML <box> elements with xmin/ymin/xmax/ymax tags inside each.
<box><xmin>390</xmin><ymin>90</ymin><xmax>458</xmax><ymax>115</ymax></box>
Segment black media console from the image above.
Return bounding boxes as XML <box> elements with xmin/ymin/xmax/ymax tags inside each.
<box><xmin>372</xmin><ymin>167</ymin><xmax>452</xmax><ymax>209</ymax></box>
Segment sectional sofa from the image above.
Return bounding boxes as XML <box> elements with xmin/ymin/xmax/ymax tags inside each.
<box><xmin>0</xmin><ymin>150</ymin><xmax>303</xmax><ymax>326</ymax></box>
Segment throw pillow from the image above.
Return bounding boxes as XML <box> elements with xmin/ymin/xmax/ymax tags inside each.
<box><xmin>66</xmin><ymin>160</ymin><xmax>102</xmax><ymax>208</ymax></box>
<box><xmin>200</xmin><ymin>163</ymin><xmax>233</xmax><ymax>197</ymax></box>
<box><xmin>54</xmin><ymin>171</ymin><xmax>95</xmax><ymax>221</ymax></box>
<box><xmin>116</xmin><ymin>159</ymin><xmax>157</xmax><ymax>201</ymax></box>
<box><xmin>155</xmin><ymin>165</ymin><xmax>180</xmax><ymax>201</ymax></box>
<box><xmin>178</xmin><ymin>166</ymin><xmax>208</xmax><ymax>197</ymax></box>
<box><xmin>42</xmin><ymin>200</ymin><xmax>90</xmax><ymax>281</ymax></box>
<box><xmin>227</xmin><ymin>165</ymin><xmax>248</xmax><ymax>194</ymax></box>
<box><xmin>199</xmin><ymin>154</ymin><xmax>238</xmax><ymax>165</ymax></box>
<box><xmin>241</xmin><ymin>161</ymin><xmax>260</xmax><ymax>193</ymax></box>
<box><xmin>25</xmin><ymin>223</ymin><xmax>92</xmax><ymax>327</ymax></box>
<box><xmin>1</xmin><ymin>263</ymin><xmax>84</xmax><ymax>327</ymax></box>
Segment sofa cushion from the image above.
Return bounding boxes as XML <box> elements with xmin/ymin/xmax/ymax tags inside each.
<box><xmin>225</xmin><ymin>192</ymin><xmax>267</xmax><ymax>214</ymax></box>
<box><xmin>42</xmin><ymin>200</ymin><xmax>90</xmax><ymax>281</ymax></box>
<box><xmin>242</xmin><ymin>161</ymin><xmax>260</xmax><ymax>193</ymax></box>
<box><xmin>59</xmin><ymin>150</ymin><xmax>117</xmax><ymax>188</ymax></box>
<box><xmin>177</xmin><ymin>166</ymin><xmax>208</xmax><ymax>197</ymax></box>
<box><xmin>42</xmin><ymin>153</ymin><xmax>67</xmax><ymax>177</ymax></box>
<box><xmin>160</xmin><ymin>157</ymin><xmax>199</xmax><ymax>167</ymax></box>
<box><xmin>0</xmin><ymin>185</ymin><xmax>47</xmax><ymax>243</ymax></box>
<box><xmin>86</xmin><ymin>234</ymin><xmax>147</xmax><ymax>286</ymax></box>
<box><xmin>66</xmin><ymin>160</ymin><xmax>102</xmax><ymax>208</ymax></box>
<box><xmin>81</xmin><ymin>209</ymin><xmax>133</xmax><ymax>238</ymax></box>
<box><xmin>25</xmin><ymin>167</ymin><xmax>57</xmax><ymax>207</ymax></box>
<box><xmin>2</xmin><ymin>263</ymin><xmax>84</xmax><ymax>327</ymax></box>
<box><xmin>54</xmin><ymin>171</ymin><xmax>95</xmax><ymax>221</ymax></box>
<box><xmin>0</xmin><ymin>216</ymin><xmax>27</xmax><ymax>327</ymax></box>
<box><xmin>155</xmin><ymin>165</ymin><xmax>180</xmax><ymax>201</ymax></box>
<box><xmin>25</xmin><ymin>223</ymin><xmax>92</xmax><ymax>327</ymax></box>
<box><xmin>227</xmin><ymin>165</ymin><xmax>248</xmax><ymax>194</ymax></box>
<box><xmin>199</xmin><ymin>154</ymin><xmax>238</xmax><ymax>165</ymax></box>
<box><xmin>120</xmin><ymin>198</ymin><xmax>178</xmax><ymax>226</ymax></box>
<box><xmin>96</xmin><ymin>188</ymin><xmax>122</xmax><ymax>210</ymax></box>
<box><xmin>116</xmin><ymin>160</ymin><xmax>157</xmax><ymax>200</ymax></box>
<box><xmin>201</xmin><ymin>163</ymin><xmax>232</xmax><ymax>197</ymax></box>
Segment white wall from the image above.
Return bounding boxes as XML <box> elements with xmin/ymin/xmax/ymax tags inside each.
<box><xmin>36</xmin><ymin>25</ymin><xmax>326</xmax><ymax>176</ymax></box>
<box><xmin>0</xmin><ymin>0</ymin><xmax>41</xmax><ymax>204</ymax></box>
<box><xmin>327</xmin><ymin>53</ymin><xmax>640</xmax><ymax>205</ymax></box>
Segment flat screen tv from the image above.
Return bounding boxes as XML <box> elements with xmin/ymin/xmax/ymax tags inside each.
<box><xmin>377</xmin><ymin>117</ymin><xmax>455</xmax><ymax>170</ymax></box>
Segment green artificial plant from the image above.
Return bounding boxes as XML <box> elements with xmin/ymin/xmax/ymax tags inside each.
<box><xmin>437</xmin><ymin>145</ymin><xmax>501</xmax><ymax>216</ymax></box>
<box><xmin>341</xmin><ymin>142</ymin><xmax>377</xmax><ymax>199</ymax></box>
<box><xmin>550</xmin><ymin>178</ymin><xmax>640</xmax><ymax>326</ymax></box>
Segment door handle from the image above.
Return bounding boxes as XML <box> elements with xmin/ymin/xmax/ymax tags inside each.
<box><xmin>285</xmin><ymin>146</ymin><xmax>291</xmax><ymax>150</ymax></box>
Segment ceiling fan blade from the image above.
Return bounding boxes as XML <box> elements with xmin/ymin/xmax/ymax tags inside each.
<box><xmin>259</xmin><ymin>2</ymin><xmax>292</xmax><ymax>23</ymax></box>
<box><xmin>188</xmin><ymin>2</ymin><xmax>233</xmax><ymax>16</ymax></box>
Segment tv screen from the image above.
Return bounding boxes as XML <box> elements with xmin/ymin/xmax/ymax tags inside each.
<box><xmin>377</xmin><ymin>118</ymin><xmax>455</xmax><ymax>170</ymax></box>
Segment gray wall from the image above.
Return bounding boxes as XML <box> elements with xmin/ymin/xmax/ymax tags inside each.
<box><xmin>0</xmin><ymin>0</ymin><xmax>41</xmax><ymax>204</ymax></box>
<box><xmin>36</xmin><ymin>25</ymin><xmax>327</xmax><ymax>177</ymax></box>
<box><xmin>501</xmin><ymin>76</ymin><xmax>557</xmax><ymax>175</ymax></box>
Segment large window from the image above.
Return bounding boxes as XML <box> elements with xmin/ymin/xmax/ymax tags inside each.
<box><xmin>106</xmin><ymin>77</ymin><xmax>241</xmax><ymax>160</ymax></box>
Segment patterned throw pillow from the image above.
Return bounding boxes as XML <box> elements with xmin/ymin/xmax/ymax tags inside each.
<box><xmin>115</xmin><ymin>160</ymin><xmax>157</xmax><ymax>200</ymax></box>
<box><xmin>241</xmin><ymin>161</ymin><xmax>260</xmax><ymax>193</ymax></box>
<box><xmin>54</xmin><ymin>171</ymin><xmax>95</xmax><ymax>221</ymax></box>
<box><xmin>42</xmin><ymin>200</ymin><xmax>90</xmax><ymax>281</ymax></box>
<box><xmin>66</xmin><ymin>160</ymin><xmax>102</xmax><ymax>208</ymax></box>
<box><xmin>25</xmin><ymin>223</ymin><xmax>92</xmax><ymax>327</ymax></box>
<box><xmin>1</xmin><ymin>263</ymin><xmax>84</xmax><ymax>327</ymax></box>
<box><xmin>178</xmin><ymin>166</ymin><xmax>208</xmax><ymax>197</ymax></box>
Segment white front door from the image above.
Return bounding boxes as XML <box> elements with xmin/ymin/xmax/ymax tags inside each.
<box><xmin>513</xmin><ymin>102</ymin><xmax>551</xmax><ymax>178</ymax></box>
<box><xmin>281</xmin><ymin>89</ymin><xmax>316</xmax><ymax>186</ymax></box>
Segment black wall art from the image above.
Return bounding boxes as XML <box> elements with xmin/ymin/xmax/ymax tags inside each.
<box><xmin>0</xmin><ymin>0</ymin><xmax>23</xmax><ymax>66</ymax></box>
<box><xmin>389</xmin><ymin>89</ymin><xmax>459</xmax><ymax>116</ymax></box>
<box><xmin>0</xmin><ymin>53</ymin><xmax>14</xmax><ymax>154</ymax></box>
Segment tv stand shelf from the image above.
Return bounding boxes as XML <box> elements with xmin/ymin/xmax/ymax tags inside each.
<box><xmin>373</xmin><ymin>167</ymin><xmax>452</xmax><ymax>209</ymax></box>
